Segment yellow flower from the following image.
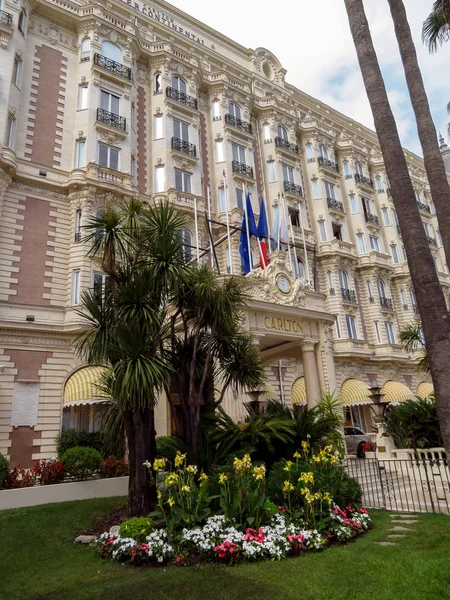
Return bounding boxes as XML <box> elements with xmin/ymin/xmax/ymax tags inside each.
<box><xmin>157</xmin><ymin>490</ymin><xmax>162</xmax><ymax>501</ymax></box>
<box><xmin>314</xmin><ymin>492</ymin><xmax>323</xmax><ymax>501</ymax></box>
<box><xmin>143</xmin><ymin>460</ymin><xmax>152</xmax><ymax>469</ymax></box>
<box><xmin>164</xmin><ymin>472</ymin><xmax>180</xmax><ymax>488</ymax></box>
<box><xmin>330</xmin><ymin>455</ymin><xmax>339</xmax><ymax>466</ymax></box>
<box><xmin>293</xmin><ymin>451</ymin><xmax>301</xmax><ymax>459</ymax></box>
<box><xmin>174</xmin><ymin>452</ymin><xmax>186</xmax><ymax>468</ymax></box>
<box><xmin>153</xmin><ymin>458</ymin><xmax>166</xmax><ymax>471</ymax></box>
<box><xmin>167</xmin><ymin>496</ymin><xmax>175</xmax><ymax>507</ymax></box>
<box><xmin>300</xmin><ymin>487</ymin><xmax>310</xmax><ymax>496</ymax></box>
<box><xmin>219</xmin><ymin>472</ymin><xmax>230</xmax><ymax>485</ymax></box>
<box><xmin>283</xmin><ymin>460</ymin><xmax>293</xmax><ymax>472</ymax></box>
<box><xmin>181</xmin><ymin>485</ymin><xmax>191</xmax><ymax>493</ymax></box>
<box><xmin>233</xmin><ymin>454</ymin><xmax>251</xmax><ymax>473</ymax></box>
<box><xmin>283</xmin><ymin>480</ymin><xmax>294</xmax><ymax>493</ymax></box>
<box><xmin>298</xmin><ymin>471</ymin><xmax>314</xmax><ymax>485</ymax></box>
<box><xmin>199</xmin><ymin>472</ymin><xmax>208</xmax><ymax>484</ymax></box>
<box><xmin>301</xmin><ymin>440</ymin><xmax>310</xmax><ymax>451</ymax></box>
<box><xmin>323</xmin><ymin>492</ymin><xmax>333</xmax><ymax>504</ymax></box>
<box><xmin>253</xmin><ymin>465</ymin><xmax>266</xmax><ymax>481</ymax></box>
<box><xmin>186</xmin><ymin>464</ymin><xmax>198</xmax><ymax>475</ymax></box>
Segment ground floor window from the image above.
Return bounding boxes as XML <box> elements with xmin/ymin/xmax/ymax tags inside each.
<box><xmin>343</xmin><ymin>405</ymin><xmax>371</xmax><ymax>432</ymax></box>
<box><xmin>61</xmin><ymin>405</ymin><xmax>101</xmax><ymax>433</ymax></box>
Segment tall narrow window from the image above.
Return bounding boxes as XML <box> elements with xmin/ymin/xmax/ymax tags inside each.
<box><xmin>5</xmin><ymin>116</ymin><xmax>14</xmax><ymax>148</ymax></box>
<box><xmin>437</xmin><ymin>230</ymin><xmax>443</xmax><ymax>247</ymax></box>
<box><xmin>343</xmin><ymin>161</ymin><xmax>351</xmax><ymax>178</ymax></box>
<box><xmin>402</xmin><ymin>246</ymin><xmax>407</xmax><ymax>261</ymax></box>
<box><xmin>318</xmin><ymin>220</ymin><xmax>327</xmax><ymax>242</ymax></box>
<box><xmin>278</xmin><ymin>125</ymin><xmax>288</xmax><ymax>140</ymax></box>
<box><xmin>367</xmin><ymin>281</ymin><xmax>373</xmax><ymax>302</ymax></box>
<box><xmin>339</xmin><ymin>269</ymin><xmax>349</xmax><ymax>290</ymax></box>
<box><xmin>75</xmin><ymin>140</ymin><xmax>86</xmax><ymax>168</ymax></box>
<box><xmin>12</xmin><ymin>56</ymin><xmax>22</xmax><ymax>87</ymax></box>
<box><xmin>319</xmin><ymin>144</ymin><xmax>329</xmax><ymax>159</ymax></box>
<box><xmin>369</xmin><ymin>235</ymin><xmax>380</xmax><ymax>252</ymax></box>
<box><xmin>155</xmin><ymin>165</ymin><xmax>165</xmax><ymax>193</ymax></box>
<box><xmin>382</xmin><ymin>207</ymin><xmax>391</xmax><ymax>226</ymax></box>
<box><xmin>262</xmin><ymin>123</ymin><xmax>271</xmax><ymax>141</ymax></box>
<box><xmin>385</xmin><ymin>322</ymin><xmax>396</xmax><ymax>344</ymax></box>
<box><xmin>173</xmin><ymin>117</ymin><xmax>189</xmax><ymax>142</ymax></box>
<box><xmin>377</xmin><ymin>278</ymin><xmax>386</xmax><ymax>300</ymax></box>
<box><xmin>74</xmin><ymin>210</ymin><xmax>82</xmax><ymax>243</ymax></box>
<box><xmin>282</xmin><ymin>163</ymin><xmax>294</xmax><ymax>183</ymax></box>
<box><xmin>232</xmin><ymin>143</ymin><xmax>246</xmax><ymax>164</ymax></box>
<box><xmin>335</xmin><ymin>316</ymin><xmax>342</xmax><ymax>339</ymax></box>
<box><xmin>324</xmin><ymin>180</ymin><xmax>335</xmax><ymax>199</ymax></box>
<box><xmin>295</xmin><ymin>259</ymin><xmax>305</xmax><ymax>280</ymax></box>
<box><xmin>98</xmin><ymin>143</ymin><xmax>119</xmax><ymax>170</ymax></box>
<box><xmin>356</xmin><ymin>233</ymin><xmax>366</xmax><ymax>254</ymax></box>
<box><xmin>327</xmin><ymin>271</ymin><xmax>334</xmax><ymax>292</ymax></box>
<box><xmin>72</xmin><ymin>271</ymin><xmax>81</xmax><ymax>305</ymax></box>
<box><xmin>228</xmin><ymin>102</ymin><xmax>241</xmax><ymax>119</ymax></box>
<box><xmin>400</xmin><ymin>289</ymin><xmax>407</xmax><ymax>309</ymax></box>
<box><xmin>390</xmin><ymin>244</ymin><xmax>399</xmax><ymax>264</ymax></box>
<box><xmin>218</xmin><ymin>187</ymin><xmax>226</xmax><ymax>212</ymax></box>
<box><xmin>18</xmin><ymin>10</ymin><xmax>26</xmax><ymax>35</ymax></box>
<box><xmin>180</xmin><ymin>229</ymin><xmax>192</xmax><ymax>262</ymax></box>
<box><xmin>355</xmin><ymin>161</ymin><xmax>364</xmax><ymax>176</ymax></box>
<box><xmin>80</xmin><ymin>38</ymin><xmax>91</xmax><ymax>61</ymax></box>
<box><xmin>77</xmin><ymin>85</ymin><xmax>88</xmax><ymax>110</ymax></box>
<box><xmin>410</xmin><ymin>287</ymin><xmax>418</xmax><ymax>312</ymax></box>
<box><xmin>349</xmin><ymin>194</ymin><xmax>358</xmax><ymax>214</ymax></box>
<box><xmin>212</xmin><ymin>100</ymin><xmax>221</xmax><ymax>120</ymax></box>
<box><xmin>153</xmin><ymin>72</ymin><xmax>161</xmax><ymax>93</ymax></box>
<box><xmin>174</xmin><ymin>169</ymin><xmax>192</xmax><ymax>193</ymax></box>
<box><xmin>215</xmin><ymin>140</ymin><xmax>224</xmax><ymax>162</ymax></box>
<box><xmin>100</xmin><ymin>90</ymin><xmax>120</xmax><ymax>114</ymax></box>
<box><xmin>236</xmin><ymin>189</ymin><xmax>243</xmax><ymax>210</ymax></box>
<box><xmin>267</xmin><ymin>161</ymin><xmax>276</xmax><ymax>182</ymax></box>
<box><xmin>171</xmin><ymin>76</ymin><xmax>187</xmax><ymax>94</ymax></box>
<box><xmin>346</xmin><ymin>315</ymin><xmax>358</xmax><ymax>340</ymax></box>
<box><xmin>375</xmin><ymin>176</ymin><xmax>383</xmax><ymax>192</ymax></box>
<box><xmin>434</xmin><ymin>256</ymin><xmax>439</xmax><ymax>271</ymax></box>
<box><xmin>305</xmin><ymin>144</ymin><xmax>314</xmax><ymax>161</ymax></box>
<box><xmin>154</xmin><ymin>114</ymin><xmax>163</xmax><ymax>139</ymax></box>
<box><xmin>374</xmin><ymin>321</ymin><xmax>382</xmax><ymax>344</ymax></box>
<box><xmin>311</xmin><ymin>178</ymin><xmax>320</xmax><ymax>199</ymax></box>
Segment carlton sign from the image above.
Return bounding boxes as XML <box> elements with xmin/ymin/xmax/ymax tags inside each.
<box><xmin>264</xmin><ymin>317</ymin><xmax>303</xmax><ymax>334</ymax></box>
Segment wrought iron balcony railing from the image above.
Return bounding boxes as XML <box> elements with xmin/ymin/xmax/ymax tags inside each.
<box><xmin>365</xmin><ymin>212</ymin><xmax>379</xmax><ymax>226</ymax></box>
<box><xmin>96</xmin><ymin>108</ymin><xmax>126</xmax><ymax>131</ymax></box>
<box><xmin>225</xmin><ymin>113</ymin><xmax>252</xmax><ymax>134</ymax></box>
<box><xmin>341</xmin><ymin>288</ymin><xmax>357</xmax><ymax>304</ymax></box>
<box><xmin>426</xmin><ymin>235</ymin><xmax>437</xmax><ymax>246</ymax></box>
<box><xmin>355</xmin><ymin>173</ymin><xmax>374</xmax><ymax>188</ymax></box>
<box><xmin>0</xmin><ymin>10</ymin><xmax>13</xmax><ymax>26</ymax></box>
<box><xmin>166</xmin><ymin>86</ymin><xmax>198</xmax><ymax>110</ymax></box>
<box><xmin>318</xmin><ymin>156</ymin><xmax>339</xmax><ymax>173</ymax></box>
<box><xmin>329</xmin><ymin>288</ymin><xmax>335</xmax><ymax>296</ymax></box>
<box><xmin>380</xmin><ymin>297</ymin><xmax>394</xmax><ymax>311</ymax></box>
<box><xmin>275</xmin><ymin>136</ymin><xmax>299</xmax><ymax>155</ymax></box>
<box><xmin>327</xmin><ymin>197</ymin><xmax>344</xmax><ymax>213</ymax></box>
<box><xmin>93</xmin><ymin>53</ymin><xmax>131</xmax><ymax>80</ymax></box>
<box><xmin>417</xmin><ymin>200</ymin><xmax>431</xmax><ymax>213</ymax></box>
<box><xmin>171</xmin><ymin>137</ymin><xmax>196</xmax><ymax>157</ymax></box>
<box><xmin>232</xmin><ymin>161</ymin><xmax>254</xmax><ymax>179</ymax></box>
<box><xmin>284</xmin><ymin>181</ymin><xmax>303</xmax><ymax>197</ymax></box>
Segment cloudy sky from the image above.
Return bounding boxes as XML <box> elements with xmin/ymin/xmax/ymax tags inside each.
<box><xmin>169</xmin><ymin>0</ymin><xmax>450</xmax><ymax>157</ymax></box>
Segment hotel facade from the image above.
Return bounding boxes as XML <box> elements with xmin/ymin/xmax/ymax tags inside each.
<box><xmin>0</xmin><ymin>0</ymin><xmax>447</xmax><ymax>466</ymax></box>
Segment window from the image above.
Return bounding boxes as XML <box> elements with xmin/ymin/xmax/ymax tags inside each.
<box><xmin>327</xmin><ymin>271</ymin><xmax>334</xmax><ymax>292</ymax></box>
<box><xmin>155</xmin><ymin>165</ymin><xmax>165</xmax><ymax>192</ymax></box>
<box><xmin>361</xmin><ymin>196</ymin><xmax>371</xmax><ymax>216</ymax></box>
<box><xmin>174</xmin><ymin>169</ymin><xmax>191</xmax><ymax>193</ymax></box>
<box><xmin>319</xmin><ymin>144</ymin><xmax>329</xmax><ymax>159</ymax></box>
<box><xmin>215</xmin><ymin>140</ymin><xmax>224</xmax><ymax>163</ymax></box>
<box><xmin>367</xmin><ymin>281</ymin><xmax>373</xmax><ymax>302</ymax></box>
<box><xmin>236</xmin><ymin>188</ymin><xmax>243</xmax><ymax>210</ymax></box>
<box><xmin>212</xmin><ymin>99</ymin><xmax>221</xmax><ymax>120</ymax></box>
<box><xmin>180</xmin><ymin>228</ymin><xmax>192</xmax><ymax>262</ymax></box>
<box><xmin>356</xmin><ymin>233</ymin><xmax>366</xmax><ymax>254</ymax></box>
<box><xmin>355</xmin><ymin>161</ymin><xmax>364</xmax><ymax>176</ymax></box>
<box><xmin>377</xmin><ymin>278</ymin><xmax>386</xmax><ymax>300</ymax></box>
<box><xmin>12</xmin><ymin>56</ymin><xmax>22</xmax><ymax>86</ymax></box>
<box><xmin>288</xmin><ymin>207</ymin><xmax>300</xmax><ymax>227</ymax></box>
<box><xmin>173</xmin><ymin>117</ymin><xmax>189</xmax><ymax>142</ymax></box>
<box><xmin>438</xmin><ymin>231</ymin><xmax>443</xmax><ymax>247</ymax></box>
<box><xmin>434</xmin><ymin>256</ymin><xmax>439</xmax><ymax>272</ymax></box>
<box><xmin>154</xmin><ymin>114</ymin><xmax>163</xmax><ymax>139</ymax></box>
<box><xmin>429</xmin><ymin>201</ymin><xmax>436</xmax><ymax>215</ymax></box>
<box><xmin>318</xmin><ymin>220</ymin><xmax>327</xmax><ymax>242</ymax></box>
<box><xmin>100</xmin><ymin>90</ymin><xmax>120</xmax><ymax>114</ymax></box>
<box><xmin>218</xmin><ymin>187</ymin><xmax>226</xmax><ymax>212</ymax></box>
<box><xmin>278</xmin><ymin>125</ymin><xmax>288</xmax><ymax>140</ymax></box>
<box><xmin>295</xmin><ymin>258</ymin><xmax>305</xmax><ymax>279</ymax></box>
<box><xmin>375</xmin><ymin>176</ymin><xmax>383</xmax><ymax>192</ymax></box>
<box><xmin>71</xmin><ymin>271</ymin><xmax>81</xmax><ymax>305</ymax></box>
<box><xmin>343</xmin><ymin>161</ymin><xmax>351</xmax><ymax>178</ymax></box>
<box><xmin>382</xmin><ymin>207</ymin><xmax>391</xmax><ymax>226</ymax></box>
<box><xmin>339</xmin><ymin>269</ymin><xmax>349</xmax><ymax>290</ymax></box>
<box><xmin>228</xmin><ymin>102</ymin><xmax>241</xmax><ymax>119</ymax></box>
<box><xmin>414</xmin><ymin>190</ymin><xmax>422</xmax><ymax>203</ymax></box>
<box><xmin>267</xmin><ymin>161</ymin><xmax>276</xmax><ymax>182</ymax></box>
<box><xmin>332</xmin><ymin>222</ymin><xmax>342</xmax><ymax>241</ymax></box>
<box><xmin>324</xmin><ymin>180</ymin><xmax>335</xmax><ymax>199</ymax></box>
<box><xmin>171</xmin><ymin>75</ymin><xmax>188</xmax><ymax>93</ymax></box>
<box><xmin>390</xmin><ymin>244</ymin><xmax>399</xmax><ymax>264</ymax></box>
<box><xmin>74</xmin><ymin>210</ymin><xmax>82</xmax><ymax>243</ymax></box>
<box><xmin>385</xmin><ymin>322</ymin><xmax>396</xmax><ymax>344</ymax></box>
<box><xmin>346</xmin><ymin>315</ymin><xmax>358</xmax><ymax>340</ymax></box>
<box><xmin>232</xmin><ymin>143</ymin><xmax>246</xmax><ymax>164</ymax></box>
<box><xmin>93</xmin><ymin>272</ymin><xmax>110</xmax><ymax>299</ymax></box>
<box><xmin>80</xmin><ymin>38</ymin><xmax>91</xmax><ymax>61</ymax></box>
<box><xmin>410</xmin><ymin>288</ymin><xmax>418</xmax><ymax>311</ymax></box>
<box><xmin>75</xmin><ymin>139</ymin><xmax>86</xmax><ymax>168</ymax></box>
<box><xmin>18</xmin><ymin>10</ymin><xmax>26</xmax><ymax>35</ymax></box>
<box><xmin>101</xmin><ymin>41</ymin><xmax>122</xmax><ymax>63</ymax></box>
<box><xmin>282</xmin><ymin>163</ymin><xmax>294</xmax><ymax>183</ymax></box>
<box><xmin>400</xmin><ymin>289</ymin><xmax>407</xmax><ymax>309</ymax></box>
<box><xmin>98</xmin><ymin>143</ymin><xmax>119</xmax><ymax>170</ymax></box>
<box><xmin>5</xmin><ymin>116</ymin><xmax>14</xmax><ymax>148</ymax></box>
<box><xmin>423</xmin><ymin>221</ymin><xmax>430</xmax><ymax>237</ymax></box>
<box><xmin>311</xmin><ymin>178</ymin><xmax>320</xmax><ymax>199</ymax></box>
<box><xmin>335</xmin><ymin>316</ymin><xmax>342</xmax><ymax>338</ymax></box>
<box><xmin>349</xmin><ymin>194</ymin><xmax>358</xmax><ymax>214</ymax></box>
<box><xmin>402</xmin><ymin>246</ymin><xmax>407</xmax><ymax>261</ymax></box>
<box><xmin>374</xmin><ymin>321</ymin><xmax>382</xmax><ymax>344</ymax></box>
<box><xmin>305</xmin><ymin>144</ymin><xmax>314</xmax><ymax>161</ymax></box>
<box><xmin>153</xmin><ymin>72</ymin><xmax>161</xmax><ymax>93</ymax></box>
<box><xmin>262</xmin><ymin>123</ymin><xmax>271</xmax><ymax>141</ymax></box>
<box><xmin>369</xmin><ymin>235</ymin><xmax>380</xmax><ymax>252</ymax></box>
<box><xmin>77</xmin><ymin>85</ymin><xmax>88</xmax><ymax>110</ymax></box>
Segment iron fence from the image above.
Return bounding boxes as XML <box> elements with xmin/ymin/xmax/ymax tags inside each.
<box><xmin>344</xmin><ymin>456</ymin><xmax>450</xmax><ymax>514</ymax></box>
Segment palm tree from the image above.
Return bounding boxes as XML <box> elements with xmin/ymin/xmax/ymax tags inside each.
<box><xmin>422</xmin><ymin>0</ymin><xmax>450</xmax><ymax>53</ymax></box>
<box><xmin>399</xmin><ymin>322</ymin><xmax>429</xmax><ymax>373</ymax></box>
<box><xmin>387</xmin><ymin>0</ymin><xmax>450</xmax><ymax>269</ymax></box>
<box><xmin>344</xmin><ymin>0</ymin><xmax>450</xmax><ymax>457</ymax></box>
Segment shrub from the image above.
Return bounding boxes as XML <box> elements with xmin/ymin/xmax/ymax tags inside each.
<box><xmin>100</xmin><ymin>456</ymin><xmax>129</xmax><ymax>478</ymax></box>
<box><xmin>155</xmin><ymin>436</ymin><xmax>180</xmax><ymax>460</ymax></box>
<box><xmin>119</xmin><ymin>517</ymin><xmax>154</xmax><ymax>542</ymax></box>
<box><xmin>0</xmin><ymin>453</ymin><xmax>8</xmax><ymax>490</ymax></box>
<box><xmin>61</xmin><ymin>446</ymin><xmax>103</xmax><ymax>481</ymax></box>
<box><xmin>56</xmin><ymin>430</ymin><xmax>122</xmax><ymax>459</ymax></box>
<box><xmin>384</xmin><ymin>398</ymin><xmax>442</xmax><ymax>449</ymax></box>
<box><xmin>32</xmin><ymin>460</ymin><xmax>66</xmax><ymax>485</ymax></box>
<box><xmin>4</xmin><ymin>466</ymin><xmax>36</xmax><ymax>489</ymax></box>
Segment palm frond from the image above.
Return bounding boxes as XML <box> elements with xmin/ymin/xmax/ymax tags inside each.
<box><xmin>422</xmin><ymin>0</ymin><xmax>450</xmax><ymax>53</ymax></box>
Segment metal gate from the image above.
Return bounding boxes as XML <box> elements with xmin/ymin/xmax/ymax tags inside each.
<box><xmin>344</xmin><ymin>456</ymin><xmax>450</xmax><ymax>514</ymax></box>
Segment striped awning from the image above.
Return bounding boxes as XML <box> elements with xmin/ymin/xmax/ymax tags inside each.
<box><xmin>264</xmin><ymin>383</ymin><xmax>277</xmax><ymax>401</ymax></box>
<box><xmin>417</xmin><ymin>382</ymin><xmax>434</xmax><ymax>400</ymax></box>
<box><xmin>340</xmin><ymin>379</ymin><xmax>372</xmax><ymax>406</ymax></box>
<box><xmin>291</xmin><ymin>377</ymin><xmax>307</xmax><ymax>405</ymax></box>
<box><xmin>63</xmin><ymin>366</ymin><xmax>110</xmax><ymax>406</ymax></box>
<box><xmin>381</xmin><ymin>381</ymin><xmax>415</xmax><ymax>405</ymax></box>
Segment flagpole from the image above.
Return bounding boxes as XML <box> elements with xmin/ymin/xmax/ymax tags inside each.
<box><xmin>223</xmin><ymin>170</ymin><xmax>233</xmax><ymax>274</ymax></box>
<box><xmin>206</xmin><ymin>185</ymin><xmax>213</xmax><ymax>268</ymax></box>
<box><xmin>277</xmin><ymin>194</ymin><xmax>281</xmax><ymax>251</ymax></box>
<box><xmin>298</xmin><ymin>201</ymin><xmax>310</xmax><ymax>283</ymax></box>
<box><xmin>194</xmin><ymin>196</ymin><xmax>200</xmax><ymax>266</ymax></box>
<box><xmin>243</xmin><ymin>183</ymin><xmax>253</xmax><ymax>271</ymax></box>
<box><xmin>288</xmin><ymin>214</ymin><xmax>299</xmax><ymax>277</ymax></box>
<box><xmin>281</xmin><ymin>194</ymin><xmax>293</xmax><ymax>272</ymax></box>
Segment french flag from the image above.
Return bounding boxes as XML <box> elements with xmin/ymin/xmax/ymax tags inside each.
<box><xmin>257</xmin><ymin>197</ymin><xmax>269</xmax><ymax>269</ymax></box>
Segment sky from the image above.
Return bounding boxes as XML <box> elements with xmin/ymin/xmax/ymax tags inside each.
<box><xmin>167</xmin><ymin>0</ymin><xmax>450</xmax><ymax>157</ymax></box>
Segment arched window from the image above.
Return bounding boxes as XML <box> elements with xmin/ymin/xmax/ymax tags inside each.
<box><xmin>153</xmin><ymin>72</ymin><xmax>161</xmax><ymax>94</ymax></box>
<box><xmin>375</xmin><ymin>175</ymin><xmax>383</xmax><ymax>192</ymax></box>
<box><xmin>228</xmin><ymin>102</ymin><xmax>241</xmax><ymax>119</ymax></box>
<box><xmin>95</xmin><ymin>207</ymin><xmax>105</xmax><ymax>246</ymax></box>
<box><xmin>18</xmin><ymin>10</ymin><xmax>26</xmax><ymax>34</ymax></box>
<box><xmin>339</xmin><ymin>269</ymin><xmax>349</xmax><ymax>290</ymax></box>
<box><xmin>101</xmin><ymin>41</ymin><xmax>122</xmax><ymax>63</ymax></box>
<box><xmin>74</xmin><ymin>210</ymin><xmax>82</xmax><ymax>243</ymax></box>
<box><xmin>172</xmin><ymin>75</ymin><xmax>187</xmax><ymax>94</ymax></box>
<box><xmin>80</xmin><ymin>38</ymin><xmax>91</xmax><ymax>61</ymax></box>
<box><xmin>305</xmin><ymin>143</ymin><xmax>314</xmax><ymax>161</ymax></box>
<box><xmin>343</xmin><ymin>161</ymin><xmax>351</xmax><ymax>177</ymax></box>
<box><xmin>355</xmin><ymin>161</ymin><xmax>364</xmax><ymax>176</ymax></box>
<box><xmin>377</xmin><ymin>278</ymin><xmax>386</xmax><ymax>299</ymax></box>
<box><xmin>277</xmin><ymin>125</ymin><xmax>288</xmax><ymax>140</ymax></box>
<box><xmin>319</xmin><ymin>144</ymin><xmax>329</xmax><ymax>160</ymax></box>
<box><xmin>180</xmin><ymin>228</ymin><xmax>192</xmax><ymax>263</ymax></box>
<box><xmin>295</xmin><ymin>258</ymin><xmax>305</xmax><ymax>280</ymax></box>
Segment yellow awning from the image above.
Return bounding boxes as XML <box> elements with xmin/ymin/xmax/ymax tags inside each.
<box><xmin>63</xmin><ymin>366</ymin><xmax>110</xmax><ymax>406</ymax></box>
<box><xmin>381</xmin><ymin>381</ymin><xmax>415</xmax><ymax>404</ymax></box>
<box><xmin>291</xmin><ymin>377</ymin><xmax>307</xmax><ymax>405</ymax></box>
<box><xmin>340</xmin><ymin>379</ymin><xmax>372</xmax><ymax>406</ymax></box>
<box><xmin>417</xmin><ymin>382</ymin><xmax>433</xmax><ymax>400</ymax></box>
<box><xmin>264</xmin><ymin>383</ymin><xmax>277</xmax><ymax>401</ymax></box>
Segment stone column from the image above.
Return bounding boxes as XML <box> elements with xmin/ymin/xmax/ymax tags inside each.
<box><xmin>302</xmin><ymin>340</ymin><xmax>321</xmax><ymax>409</ymax></box>
<box><xmin>0</xmin><ymin>167</ymin><xmax>12</xmax><ymax>221</ymax></box>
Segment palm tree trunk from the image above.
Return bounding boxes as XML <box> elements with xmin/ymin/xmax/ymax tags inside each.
<box><xmin>129</xmin><ymin>407</ymin><xmax>151</xmax><ymax>516</ymax></box>
<box><xmin>344</xmin><ymin>0</ymin><xmax>450</xmax><ymax>457</ymax></box>
<box><xmin>388</xmin><ymin>0</ymin><xmax>450</xmax><ymax>266</ymax></box>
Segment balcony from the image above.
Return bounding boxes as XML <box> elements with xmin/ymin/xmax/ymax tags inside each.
<box><xmin>225</xmin><ymin>113</ymin><xmax>252</xmax><ymax>134</ymax></box>
<box><xmin>318</xmin><ymin>156</ymin><xmax>339</xmax><ymax>173</ymax></box>
<box><xmin>93</xmin><ymin>53</ymin><xmax>131</xmax><ymax>80</ymax></box>
<box><xmin>327</xmin><ymin>198</ymin><xmax>344</xmax><ymax>213</ymax></box>
<box><xmin>166</xmin><ymin>86</ymin><xmax>198</xmax><ymax>110</ymax></box>
<box><xmin>275</xmin><ymin>137</ymin><xmax>299</xmax><ymax>155</ymax></box>
<box><xmin>284</xmin><ymin>181</ymin><xmax>303</xmax><ymax>197</ymax></box>
<box><xmin>426</xmin><ymin>235</ymin><xmax>437</xmax><ymax>246</ymax></box>
<box><xmin>341</xmin><ymin>288</ymin><xmax>357</xmax><ymax>304</ymax></box>
<box><xmin>171</xmin><ymin>137</ymin><xmax>196</xmax><ymax>157</ymax></box>
<box><xmin>232</xmin><ymin>161</ymin><xmax>254</xmax><ymax>179</ymax></box>
<box><xmin>380</xmin><ymin>297</ymin><xmax>394</xmax><ymax>311</ymax></box>
<box><xmin>355</xmin><ymin>173</ymin><xmax>374</xmax><ymax>189</ymax></box>
<box><xmin>96</xmin><ymin>108</ymin><xmax>126</xmax><ymax>131</ymax></box>
<box><xmin>417</xmin><ymin>200</ymin><xmax>431</xmax><ymax>214</ymax></box>
<box><xmin>0</xmin><ymin>10</ymin><xmax>13</xmax><ymax>27</ymax></box>
<box><xmin>365</xmin><ymin>213</ymin><xmax>379</xmax><ymax>226</ymax></box>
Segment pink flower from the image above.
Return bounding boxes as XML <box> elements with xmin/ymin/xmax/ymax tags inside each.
<box><xmin>176</xmin><ymin>557</ymin><xmax>181</xmax><ymax>563</ymax></box>
<box><xmin>131</xmin><ymin>550</ymin><xmax>136</xmax><ymax>556</ymax></box>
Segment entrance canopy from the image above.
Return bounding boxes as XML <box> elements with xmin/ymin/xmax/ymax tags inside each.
<box><xmin>381</xmin><ymin>381</ymin><xmax>415</xmax><ymax>405</ymax></box>
<box><xmin>417</xmin><ymin>382</ymin><xmax>433</xmax><ymax>400</ymax></box>
<box><xmin>63</xmin><ymin>366</ymin><xmax>110</xmax><ymax>406</ymax></box>
<box><xmin>340</xmin><ymin>379</ymin><xmax>372</xmax><ymax>406</ymax></box>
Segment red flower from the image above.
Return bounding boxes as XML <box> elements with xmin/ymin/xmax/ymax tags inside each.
<box><xmin>176</xmin><ymin>557</ymin><xmax>181</xmax><ymax>563</ymax></box>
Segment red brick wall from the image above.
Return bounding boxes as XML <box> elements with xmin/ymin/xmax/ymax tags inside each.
<box><xmin>199</xmin><ymin>113</ymin><xmax>210</xmax><ymax>197</ymax></box>
<box><xmin>25</xmin><ymin>45</ymin><xmax>67</xmax><ymax>168</ymax></box>
<box><xmin>10</xmin><ymin>197</ymin><xmax>53</xmax><ymax>305</ymax></box>
<box><xmin>137</xmin><ymin>86</ymin><xmax>147</xmax><ymax>194</ymax></box>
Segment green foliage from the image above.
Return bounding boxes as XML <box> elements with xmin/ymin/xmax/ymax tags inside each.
<box><xmin>119</xmin><ymin>517</ymin><xmax>154</xmax><ymax>542</ymax></box>
<box><xmin>422</xmin><ymin>0</ymin><xmax>450</xmax><ymax>54</ymax></box>
<box><xmin>384</xmin><ymin>397</ymin><xmax>443</xmax><ymax>449</ymax></box>
<box><xmin>156</xmin><ymin>436</ymin><xmax>181</xmax><ymax>460</ymax></box>
<box><xmin>61</xmin><ymin>446</ymin><xmax>103</xmax><ymax>481</ymax></box>
<box><xmin>56</xmin><ymin>429</ymin><xmax>123</xmax><ymax>459</ymax></box>
<box><xmin>0</xmin><ymin>452</ymin><xmax>8</xmax><ymax>490</ymax></box>
<box><xmin>399</xmin><ymin>322</ymin><xmax>429</xmax><ymax>373</ymax></box>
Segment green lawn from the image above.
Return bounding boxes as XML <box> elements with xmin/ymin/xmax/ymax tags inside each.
<box><xmin>1</xmin><ymin>497</ymin><xmax>449</xmax><ymax>600</ymax></box>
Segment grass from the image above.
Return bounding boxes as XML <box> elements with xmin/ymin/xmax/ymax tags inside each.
<box><xmin>1</xmin><ymin>497</ymin><xmax>450</xmax><ymax>600</ymax></box>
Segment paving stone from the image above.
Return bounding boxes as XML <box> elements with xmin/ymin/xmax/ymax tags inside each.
<box><xmin>388</xmin><ymin>534</ymin><xmax>406</xmax><ymax>539</ymax></box>
<box><xmin>388</xmin><ymin>514</ymin><xmax>419</xmax><ymax>519</ymax></box>
<box><xmin>390</xmin><ymin>519</ymin><xmax>418</xmax><ymax>525</ymax></box>
<box><xmin>74</xmin><ymin>535</ymin><xmax>96</xmax><ymax>544</ymax></box>
<box><xmin>375</xmin><ymin>542</ymin><xmax>397</xmax><ymax>546</ymax></box>
<box><xmin>389</xmin><ymin>526</ymin><xmax>413</xmax><ymax>532</ymax></box>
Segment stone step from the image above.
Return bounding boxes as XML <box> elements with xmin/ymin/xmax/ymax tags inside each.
<box><xmin>390</xmin><ymin>519</ymin><xmax>418</xmax><ymax>525</ymax></box>
<box><xmin>388</xmin><ymin>534</ymin><xmax>406</xmax><ymax>539</ymax></box>
<box><xmin>375</xmin><ymin>541</ymin><xmax>397</xmax><ymax>546</ymax></box>
<box><xmin>389</xmin><ymin>526</ymin><xmax>413</xmax><ymax>532</ymax></box>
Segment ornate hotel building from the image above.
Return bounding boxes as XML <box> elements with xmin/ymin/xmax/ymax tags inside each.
<box><xmin>0</xmin><ymin>0</ymin><xmax>446</xmax><ymax>466</ymax></box>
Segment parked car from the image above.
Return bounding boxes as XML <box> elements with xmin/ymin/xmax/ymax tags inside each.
<box><xmin>344</xmin><ymin>426</ymin><xmax>374</xmax><ymax>458</ymax></box>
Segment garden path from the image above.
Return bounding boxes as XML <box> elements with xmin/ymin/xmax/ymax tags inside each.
<box><xmin>374</xmin><ymin>513</ymin><xmax>419</xmax><ymax>546</ymax></box>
